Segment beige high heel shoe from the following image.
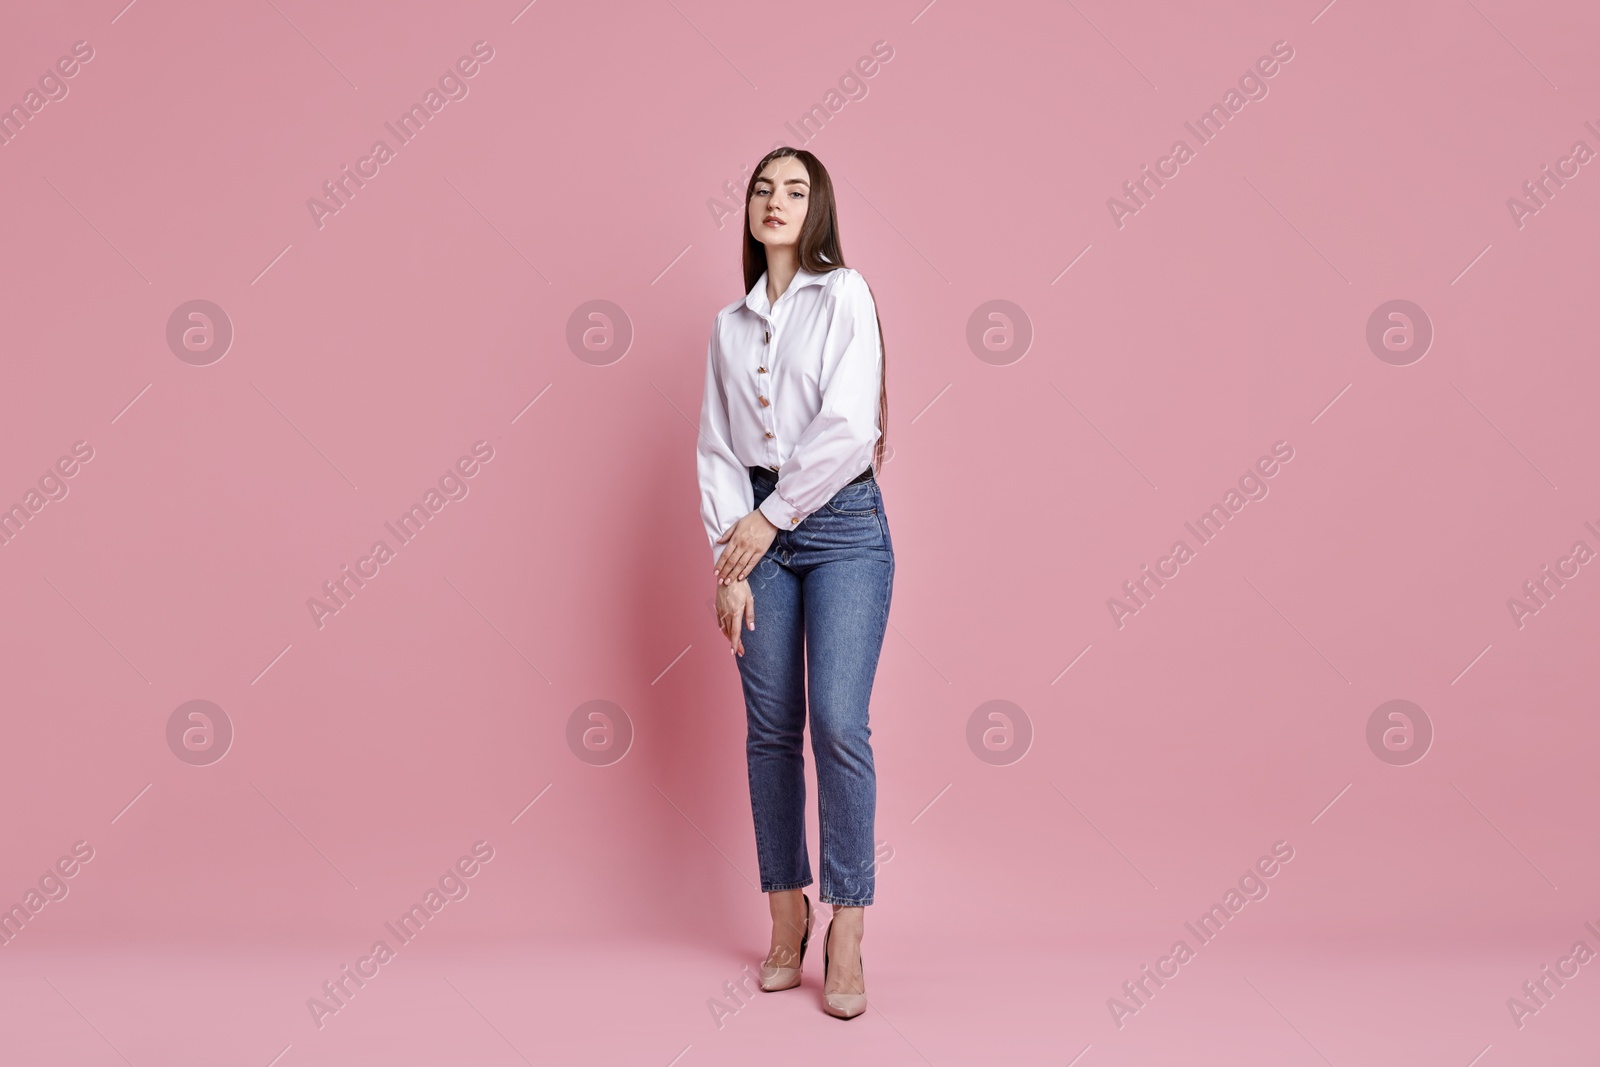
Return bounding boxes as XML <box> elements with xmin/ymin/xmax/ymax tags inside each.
<box><xmin>821</xmin><ymin>914</ymin><xmax>867</xmax><ymax>1019</ymax></box>
<box><xmin>758</xmin><ymin>893</ymin><xmax>812</xmax><ymax>992</ymax></box>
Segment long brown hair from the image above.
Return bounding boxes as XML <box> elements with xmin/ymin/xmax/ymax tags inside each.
<box><xmin>740</xmin><ymin>147</ymin><xmax>889</xmax><ymax>474</ymax></box>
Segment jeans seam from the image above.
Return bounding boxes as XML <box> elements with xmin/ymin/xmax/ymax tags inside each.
<box><xmin>817</xmin><ymin>746</ymin><xmax>829</xmax><ymax>904</ymax></box>
<box><xmin>747</xmin><ymin>738</ymin><xmax>771</xmax><ymax>889</ymax></box>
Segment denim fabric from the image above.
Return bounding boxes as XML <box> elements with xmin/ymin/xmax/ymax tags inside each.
<box><xmin>736</xmin><ymin>465</ymin><xmax>894</xmax><ymax>907</ymax></box>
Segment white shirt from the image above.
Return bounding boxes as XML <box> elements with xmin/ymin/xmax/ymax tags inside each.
<box><xmin>697</xmin><ymin>264</ymin><xmax>883</xmax><ymax>565</ymax></box>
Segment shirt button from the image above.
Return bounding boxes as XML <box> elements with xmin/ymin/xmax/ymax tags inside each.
<box><xmin>758</xmin><ymin>366</ymin><xmax>767</xmax><ymax>374</ymax></box>
<box><xmin>758</xmin><ymin>395</ymin><xmax>769</xmax><ymax>406</ymax></box>
<box><xmin>764</xmin><ymin>431</ymin><xmax>775</xmax><ymax>439</ymax></box>
<box><xmin>790</xmin><ymin>517</ymin><xmax>799</xmax><ymax>524</ymax></box>
<box><xmin>764</xmin><ymin>330</ymin><xmax>771</xmax><ymax>344</ymax></box>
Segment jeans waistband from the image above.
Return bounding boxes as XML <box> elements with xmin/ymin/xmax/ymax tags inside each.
<box><xmin>750</xmin><ymin>465</ymin><xmax>873</xmax><ymax>485</ymax></box>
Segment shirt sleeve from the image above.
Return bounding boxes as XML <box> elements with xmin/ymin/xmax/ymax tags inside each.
<box><xmin>757</xmin><ymin>270</ymin><xmax>882</xmax><ymax>530</ymax></box>
<box><xmin>696</xmin><ymin>316</ymin><xmax>754</xmax><ymax>566</ymax></box>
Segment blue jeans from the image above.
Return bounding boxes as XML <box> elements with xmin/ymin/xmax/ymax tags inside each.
<box><xmin>737</xmin><ymin>465</ymin><xmax>894</xmax><ymax>907</ymax></box>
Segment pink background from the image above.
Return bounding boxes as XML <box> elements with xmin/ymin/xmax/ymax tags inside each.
<box><xmin>2</xmin><ymin>0</ymin><xmax>1599</xmax><ymax>1063</ymax></box>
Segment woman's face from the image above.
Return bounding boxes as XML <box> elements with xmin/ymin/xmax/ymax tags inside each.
<box><xmin>749</xmin><ymin>156</ymin><xmax>811</xmax><ymax>252</ymax></box>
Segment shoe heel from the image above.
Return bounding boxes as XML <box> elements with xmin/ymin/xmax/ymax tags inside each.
<box><xmin>821</xmin><ymin>912</ymin><xmax>867</xmax><ymax>1020</ymax></box>
<box><xmin>758</xmin><ymin>893</ymin><xmax>811</xmax><ymax>993</ymax></box>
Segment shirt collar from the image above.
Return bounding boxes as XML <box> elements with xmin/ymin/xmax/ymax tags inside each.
<box><xmin>743</xmin><ymin>265</ymin><xmax>832</xmax><ymax>317</ymax></box>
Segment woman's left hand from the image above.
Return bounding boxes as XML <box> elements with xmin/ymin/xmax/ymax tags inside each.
<box><xmin>714</xmin><ymin>510</ymin><xmax>780</xmax><ymax>584</ymax></box>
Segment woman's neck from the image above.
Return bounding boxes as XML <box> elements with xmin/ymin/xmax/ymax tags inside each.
<box><xmin>765</xmin><ymin>251</ymin><xmax>800</xmax><ymax>306</ymax></box>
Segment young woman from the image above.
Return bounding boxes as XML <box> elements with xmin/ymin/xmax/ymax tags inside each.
<box><xmin>696</xmin><ymin>147</ymin><xmax>894</xmax><ymax>1021</ymax></box>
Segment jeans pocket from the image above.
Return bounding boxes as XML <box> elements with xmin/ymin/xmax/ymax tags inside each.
<box><xmin>796</xmin><ymin>505</ymin><xmax>885</xmax><ymax>552</ymax></box>
<box><xmin>824</xmin><ymin>482</ymin><xmax>878</xmax><ymax>515</ymax></box>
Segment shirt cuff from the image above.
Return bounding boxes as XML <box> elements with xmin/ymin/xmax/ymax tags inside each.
<box><xmin>758</xmin><ymin>487</ymin><xmax>805</xmax><ymax>530</ymax></box>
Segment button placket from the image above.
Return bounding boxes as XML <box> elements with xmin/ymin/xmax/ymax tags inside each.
<box><xmin>759</xmin><ymin>314</ymin><xmax>777</xmax><ymax>454</ymax></box>
<box><xmin>758</xmin><ymin>327</ymin><xmax>770</xmax><ymax>406</ymax></box>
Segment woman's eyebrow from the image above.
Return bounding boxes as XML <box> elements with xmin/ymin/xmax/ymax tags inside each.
<box><xmin>756</xmin><ymin>178</ymin><xmax>810</xmax><ymax>186</ymax></box>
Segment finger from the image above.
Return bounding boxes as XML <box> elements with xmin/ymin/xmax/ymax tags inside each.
<box><xmin>737</xmin><ymin>550</ymin><xmax>761</xmax><ymax>582</ymax></box>
<box><xmin>744</xmin><ymin>596</ymin><xmax>755</xmax><ymax>632</ymax></box>
<box><xmin>718</xmin><ymin>545</ymin><xmax>749</xmax><ymax>585</ymax></box>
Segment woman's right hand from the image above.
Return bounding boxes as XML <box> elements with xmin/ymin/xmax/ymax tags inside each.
<box><xmin>716</xmin><ymin>578</ymin><xmax>755</xmax><ymax>656</ymax></box>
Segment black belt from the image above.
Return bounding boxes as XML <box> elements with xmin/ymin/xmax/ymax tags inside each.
<box><xmin>751</xmin><ymin>465</ymin><xmax>873</xmax><ymax>485</ymax></box>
